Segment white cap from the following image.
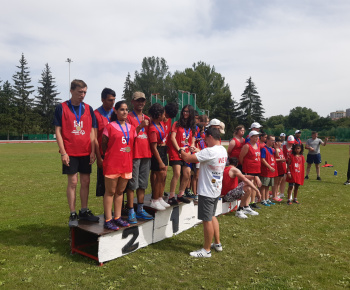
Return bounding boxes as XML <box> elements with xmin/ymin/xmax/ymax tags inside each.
<box><xmin>287</xmin><ymin>135</ymin><xmax>295</xmax><ymax>144</ymax></box>
<box><xmin>295</xmin><ymin>130</ymin><xmax>301</xmax><ymax>134</ymax></box>
<box><xmin>208</xmin><ymin>118</ymin><xmax>221</xmax><ymax>127</ymax></box>
<box><xmin>249</xmin><ymin>122</ymin><xmax>262</xmax><ymax>129</ymax></box>
<box><xmin>248</xmin><ymin>131</ymin><xmax>260</xmax><ymax>138</ymax></box>
<box><xmin>219</xmin><ymin>122</ymin><xmax>225</xmax><ymax>134</ymax></box>
<box><xmin>280</xmin><ymin>133</ymin><xmax>286</xmax><ymax>137</ymax></box>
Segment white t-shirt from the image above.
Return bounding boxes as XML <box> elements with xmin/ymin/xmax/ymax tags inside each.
<box><xmin>195</xmin><ymin>145</ymin><xmax>228</xmax><ymax>198</ymax></box>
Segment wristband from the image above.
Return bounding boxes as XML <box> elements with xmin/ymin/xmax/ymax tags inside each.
<box><xmin>178</xmin><ymin>149</ymin><xmax>183</xmax><ymax>154</ymax></box>
<box><xmin>61</xmin><ymin>153</ymin><xmax>67</xmax><ymax>157</ymax></box>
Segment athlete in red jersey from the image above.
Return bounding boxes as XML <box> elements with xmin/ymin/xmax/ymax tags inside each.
<box><xmin>294</xmin><ymin>130</ymin><xmax>302</xmax><ymax>145</ymax></box>
<box><xmin>221</xmin><ymin>157</ymin><xmax>261</xmax><ymax>219</ymax></box>
<box><xmin>283</xmin><ymin>135</ymin><xmax>295</xmax><ymax>162</ymax></box>
<box><xmin>54</xmin><ymin>79</ymin><xmax>99</xmax><ymax>227</ymax></box>
<box><xmin>125</xmin><ymin>92</ymin><xmax>153</xmax><ymax>223</ymax></box>
<box><xmin>227</xmin><ymin>125</ymin><xmax>245</xmax><ymax>170</ymax></box>
<box><xmin>94</xmin><ymin>88</ymin><xmax>116</xmax><ymax>197</ymax></box>
<box><xmin>239</xmin><ymin>131</ymin><xmax>261</xmax><ymax>209</ymax></box>
<box><xmin>286</xmin><ymin>144</ymin><xmax>305</xmax><ymax>205</ymax></box>
<box><xmin>272</xmin><ymin>137</ymin><xmax>287</xmax><ymax>201</ymax></box>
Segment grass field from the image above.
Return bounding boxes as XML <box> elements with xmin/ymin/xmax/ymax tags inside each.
<box><xmin>0</xmin><ymin>143</ymin><xmax>350</xmax><ymax>289</ymax></box>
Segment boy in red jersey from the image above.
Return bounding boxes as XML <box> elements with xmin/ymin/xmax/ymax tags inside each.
<box><xmin>227</xmin><ymin>125</ymin><xmax>245</xmax><ymax>171</ymax></box>
<box><xmin>94</xmin><ymin>88</ymin><xmax>116</xmax><ymax>197</ymax></box>
<box><xmin>54</xmin><ymin>79</ymin><xmax>99</xmax><ymax>227</ymax></box>
<box><xmin>126</xmin><ymin>92</ymin><xmax>153</xmax><ymax>223</ymax></box>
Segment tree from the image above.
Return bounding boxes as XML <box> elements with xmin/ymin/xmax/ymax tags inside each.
<box><xmin>35</xmin><ymin>63</ymin><xmax>60</xmax><ymax>139</ymax></box>
<box><xmin>0</xmin><ymin>81</ymin><xmax>16</xmax><ymax>139</ymax></box>
<box><xmin>286</xmin><ymin>107</ymin><xmax>319</xmax><ymax>129</ymax></box>
<box><xmin>265</xmin><ymin>115</ymin><xmax>288</xmax><ymax>129</ymax></box>
<box><xmin>12</xmin><ymin>53</ymin><xmax>35</xmax><ymax>139</ymax></box>
<box><xmin>238</xmin><ymin>77</ymin><xmax>265</xmax><ymax>128</ymax></box>
<box><xmin>122</xmin><ymin>72</ymin><xmax>135</xmax><ymax>109</ymax></box>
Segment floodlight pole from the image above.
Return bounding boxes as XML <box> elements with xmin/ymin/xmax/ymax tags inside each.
<box><xmin>66</xmin><ymin>58</ymin><xmax>73</xmax><ymax>97</ymax></box>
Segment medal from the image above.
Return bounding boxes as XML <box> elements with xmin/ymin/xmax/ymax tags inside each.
<box><xmin>69</xmin><ymin>100</ymin><xmax>82</xmax><ymax>131</ymax></box>
<box><xmin>76</xmin><ymin>125</ymin><xmax>81</xmax><ymax>131</ymax></box>
<box><xmin>184</xmin><ymin>128</ymin><xmax>190</xmax><ymax>145</ymax></box>
<box><xmin>125</xmin><ymin>146</ymin><xmax>131</xmax><ymax>152</ymax></box>
<box><xmin>152</xmin><ymin>121</ymin><xmax>165</xmax><ymax>143</ymax></box>
<box><xmin>185</xmin><ymin>138</ymin><xmax>189</xmax><ymax>144</ymax></box>
<box><xmin>132</xmin><ymin>111</ymin><xmax>145</xmax><ymax>133</ymax></box>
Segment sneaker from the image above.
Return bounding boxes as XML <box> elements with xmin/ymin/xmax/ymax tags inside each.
<box><xmin>211</xmin><ymin>243</ymin><xmax>223</xmax><ymax>252</ymax></box>
<box><xmin>293</xmin><ymin>199</ymin><xmax>300</xmax><ymax>204</ymax></box>
<box><xmin>272</xmin><ymin>197</ymin><xmax>282</xmax><ymax>202</ymax></box>
<box><xmin>287</xmin><ymin>200</ymin><xmax>292</xmax><ymax>205</ymax></box>
<box><xmin>164</xmin><ymin>192</ymin><xmax>169</xmax><ymax>196</ymax></box>
<box><xmin>114</xmin><ymin>217</ymin><xmax>130</xmax><ymax>227</ymax></box>
<box><xmin>261</xmin><ymin>201</ymin><xmax>270</xmax><ymax>207</ymax></box>
<box><xmin>189</xmin><ymin>248</ymin><xmax>211</xmax><ymax>258</ymax></box>
<box><xmin>177</xmin><ymin>195</ymin><xmax>191</xmax><ymax>204</ymax></box>
<box><xmin>250</xmin><ymin>203</ymin><xmax>261</xmax><ymax>209</ymax></box>
<box><xmin>243</xmin><ymin>206</ymin><xmax>259</xmax><ymax>216</ymax></box>
<box><xmin>305</xmin><ymin>175</ymin><xmax>309</xmax><ymax>180</ymax></box>
<box><xmin>158</xmin><ymin>198</ymin><xmax>171</xmax><ymax>208</ymax></box>
<box><xmin>150</xmin><ymin>199</ymin><xmax>166</xmax><ymax>211</ymax></box>
<box><xmin>235</xmin><ymin>210</ymin><xmax>248</xmax><ymax>219</ymax></box>
<box><xmin>185</xmin><ymin>189</ymin><xmax>195</xmax><ymax>198</ymax></box>
<box><xmin>279</xmin><ymin>193</ymin><xmax>285</xmax><ymax>198</ymax></box>
<box><xmin>68</xmin><ymin>212</ymin><xmax>79</xmax><ymax>227</ymax></box>
<box><xmin>136</xmin><ymin>209</ymin><xmax>153</xmax><ymax>220</ymax></box>
<box><xmin>167</xmin><ymin>197</ymin><xmax>178</xmax><ymax>206</ymax></box>
<box><xmin>128</xmin><ymin>210</ymin><xmax>137</xmax><ymax>224</ymax></box>
<box><xmin>78</xmin><ymin>209</ymin><xmax>99</xmax><ymax>222</ymax></box>
<box><xmin>317</xmin><ymin>176</ymin><xmax>321</xmax><ymax>181</ymax></box>
<box><xmin>194</xmin><ymin>195</ymin><xmax>198</xmax><ymax>201</ymax></box>
<box><xmin>266</xmin><ymin>199</ymin><xmax>276</xmax><ymax>205</ymax></box>
<box><xmin>104</xmin><ymin>220</ymin><xmax>119</xmax><ymax>231</ymax></box>
<box><xmin>344</xmin><ymin>181</ymin><xmax>350</xmax><ymax>185</ymax></box>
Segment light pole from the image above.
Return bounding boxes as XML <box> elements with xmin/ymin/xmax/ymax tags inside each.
<box><xmin>65</xmin><ymin>58</ymin><xmax>73</xmax><ymax>97</ymax></box>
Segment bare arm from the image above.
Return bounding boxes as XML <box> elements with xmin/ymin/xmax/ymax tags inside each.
<box><xmin>102</xmin><ymin>134</ymin><xmax>109</xmax><ymax>156</ymax></box>
<box><xmin>55</xmin><ymin>126</ymin><xmax>70</xmax><ymax>166</ymax></box>
<box><xmin>261</xmin><ymin>158</ymin><xmax>275</xmax><ymax>172</ymax></box>
<box><xmin>229</xmin><ymin>167</ymin><xmax>261</xmax><ymax>198</ymax></box>
<box><xmin>94</xmin><ymin>128</ymin><xmax>103</xmax><ymax>168</ymax></box>
<box><xmin>89</xmin><ymin>128</ymin><xmax>96</xmax><ymax>165</ymax></box>
<box><xmin>180</xmin><ymin>150</ymin><xmax>199</xmax><ymax>163</ymax></box>
<box><xmin>239</xmin><ymin>144</ymin><xmax>249</xmax><ymax>165</ymax></box>
<box><xmin>322</xmin><ymin>137</ymin><xmax>328</xmax><ymax>146</ymax></box>
<box><xmin>227</xmin><ymin>139</ymin><xmax>236</xmax><ymax>156</ymax></box>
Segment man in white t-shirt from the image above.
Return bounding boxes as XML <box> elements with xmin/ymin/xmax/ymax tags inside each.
<box><xmin>180</xmin><ymin>127</ymin><xmax>228</xmax><ymax>258</ymax></box>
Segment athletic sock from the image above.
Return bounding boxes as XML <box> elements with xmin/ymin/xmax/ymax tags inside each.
<box><xmin>80</xmin><ymin>208</ymin><xmax>87</xmax><ymax>213</ymax></box>
<box><xmin>137</xmin><ymin>203</ymin><xmax>144</xmax><ymax>213</ymax></box>
<box><xmin>238</xmin><ymin>206</ymin><xmax>244</xmax><ymax>211</ymax></box>
<box><xmin>129</xmin><ymin>207</ymin><xmax>135</xmax><ymax>214</ymax></box>
<box><xmin>70</xmin><ymin>211</ymin><xmax>77</xmax><ymax>215</ymax></box>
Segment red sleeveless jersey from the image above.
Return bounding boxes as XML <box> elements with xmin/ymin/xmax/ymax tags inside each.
<box><xmin>168</xmin><ymin>121</ymin><xmax>193</xmax><ymax>161</ymax></box>
<box><xmin>283</xmin><ymin>144</ymin><xmax>292</xmax><ymax>162</ymax></box>
<box><xmin>260</xmin><ymin>146</ymin><xmax>277</xmax><ymax>178</ymax></box>
<box><xmin>103</xmin><ymin>123</ymin><xmax>136</xmax><ymax>175</ymax></box>
<box><xmin>229</xmin><ymin>137</ymin><xmax>244</xmax><ymax>159</ymax></box>
<box><xmin>221</xmin><ymin>166</ymin><xmax>238</xmax><ymax>195</ymax></box>
<box><xmin>94</xmin><ymin>109</ymin><xmax>109</xmax><ymax>155</ymax></box>
<box><xmin>276</xmin><ymin>148</ymin><xmax>287</xmax><ymax>175</ymax></box>
<box><xmin>242</xmin><ymin>143</ymin><xmax>261</xmax><ymax>174</ymax></box>
<box><xmin>61</xmin><ymin>102</ymin><xmax>92</xmax><ymax>156</ymax></box>
<box><xmin>286</xmin><ymin>154</ymin><xmax>305</xmax><ymax>185</ymax></box>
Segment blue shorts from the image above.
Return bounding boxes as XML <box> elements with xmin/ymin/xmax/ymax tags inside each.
<box><xmin>307</xmin><ymin>153</ymin><xmax>321</xmax><ymax>164</ymax></box>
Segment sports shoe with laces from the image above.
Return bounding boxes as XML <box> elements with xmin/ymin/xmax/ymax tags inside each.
<box><xmin>305</xmin><ymin>175</ymin><xmax>309</xmax><ymax>180</ymax></box>
<box><xmin>150</xmin><ymin>199</ymin><xmax>166</xmax><ymax>211</ymax></box>
<box><xmin>250</xmin><ymin>203</ymin><xmax>261</xmax><ymax>209</ymax></box>
<box><xmin>114</xmin><ymin>217</ymin><xmax>130</xmax><ymax>227</ymax></box>
<box><xmin>317</xmin><ymin>176</ymin><xmax>321</xmax><ymax>180</ymax></box>
<box><xmin>279</xmin><ymin>193</ymin><xmax>285</xmax><ymax>198</ymax></box>
<box><xmin>344</xmin><ymin>180</ymin><xmax>350</xmax><ymax>185</ymax></box>
<box><xmin>68</xmin><ymin>212</ymin><xmax>79</xmax><ymax>227</ymax></box>
<box><xmin>184</xmin><ymin>189</ymin><xmax>195</xmax><ymax>198</ymax></box>
<box><xmin>243</xmin><ymin>206</ymin><xmax>259</xmax><ymax>216</ymax></box>
<box><xmin>293</xmin><ymin>199</ymin><xmax>300</xmax><ymax>204</ymax></box>
<box><xmin>167</xmin><ymin>197</ymin><xmax>178</xmax><ymax>206</ymax></box>
<box><xmin>287</xmin><ymin>200</ymin><xmax>292</xmax><ymax>205</ymax></box>
<box><xmin>189</xmin><ymin>248</ymin><xmax>211</xmax><ymax>258</ymax></box>
<box><xmin>158</xmin><ymin>198</ymin><xmax>170</xmax><ymax>208</ymax></box>
<box><xmin>235</xmin><ymin>210</ymin><xmax>248</xmax><ymax>219</ymax></box>
<box><xmin>177</xmin><ymin>195</ymin><xmax>191</xmax><ymax>204</ymax></box>
<box><xmin>136</xmin><ymin>209</ymin><xmax>153</xmax><ymax>220</ymax></box>
<box><xmin>104</xmin><ymin>220</ymin><xmax>119</xmax><ymax>231</ymax></box>
<box><xmin>266</xmin><ymin>199</ymin><xmax>275</xmax><ymax>205</ymax></box>
<box><xmin>128</xmin><ymin>210</ymin><xmax>137</xmax><ymax>224</ymax></box>
<box><xmin>78</xmin><ymin>209</ymin><xmax>99</xmax><ymax>222</ymax></box>
<box><xmin>211</xmin><ymin>243</ymin><xmax>223</xmax><ymax>252</ymax></box>
<box><xmin>261</xmin><ymin>201</ymin><xmax>270</xmax><ymax>207</ymax></box>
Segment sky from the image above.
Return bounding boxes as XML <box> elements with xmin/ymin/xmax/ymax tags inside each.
<box><xmin>1</xmin><ymin>0</ymin><xmax>350</xmax><ymax>118</ymax></box>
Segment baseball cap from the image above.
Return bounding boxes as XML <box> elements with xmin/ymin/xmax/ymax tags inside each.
<box><xmin>219</xmin><ymin>122</ymin><xmax>225</xmax><ymax>134</ymax></box>
<box><xmin>287</xmin><ymin>135</ymin><xmax>295</xmax><ymax>144</ymax></box>
<box><xmin>280</xmin><ymin>133</ymin><xmax>286</xmax><ymax>137</ymax></box>
<box><xmin>295</xmin><ymin>130</ymin><xmax>301</xmax><ymax>134</ymax></box>
<box><xmin>208</xmin><ymin>118</ymin><xmax>221</xmax><ymax>127</ymax></box>
<box><xmin>249</xmin><ymin>122</ymin><xmax>262</xmax><ymax>129</ymax></box>
<box><xmin>132</xmin><ymin>91</ymin><xmax>146</xmax><ymax>100</ymax></box>
<box><xmin>248</xmin><ymin>131</ymin><xmax>260</xmax><ymax>138</ymax></box>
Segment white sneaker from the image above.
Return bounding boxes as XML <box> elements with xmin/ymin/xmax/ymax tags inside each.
<box><xmin>243</xmin><ymin>206</ymin><xmax>259</xmax><ymax>216</ymax></box>
<box><xmin>211</xmin><ymin>243</ymin><xmax>223</xmax><ymax>252</ymax></box>
<box><xmin>150</xmin><ymin>199</ymin><xmax>166</xmax><ymax>211</ymax></box>
<box><xmin>189</xmin><ymin>248</ymin><xmax>211</xmax><ymax>258</ymax></box>
<box><xmin>235</xmin><ymin>210</ymin><xmax>248</xmax><ymax>219</ymax></box>
<box><xmin>279</xmin><ymin>193</ymin><xmax>285</xmax><ymax>198</ymax></box>
<box><xmin>158</xmin><ymin>197</ymin><xmax>170</xmax><ymax>208</ymax></box>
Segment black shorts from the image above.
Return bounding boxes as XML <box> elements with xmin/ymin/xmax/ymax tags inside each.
<box><xmin>62</xmin><ymin>155</ymin><xmax>91</xmax><ymax>175</ymax></box>
<box><xmin>151</xmin><ymin>146</ymin><xmax>169</xmax><ymax>171</ymax></box>
<box><xmin>242</xmin><ymin>172</ymin><xmax>260</xmax><ymax>177</ymax></box>
<box><xmin>169</xmin><ymin>159</ymin><xmax>191</xmax><ymax>168</ymax></box>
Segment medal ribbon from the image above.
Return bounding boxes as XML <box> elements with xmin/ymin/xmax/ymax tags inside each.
<box><xmin>100</xmin><ymin>106</ymin><xmax>112</xmax><ymax>123</ymax></box>
<box><xmin>152</xmin><ymin>121</ymin><xmax>165</xmax><ymax>143</ymax></box>
<box><xmin>132</xmin><ymin>111</ymin><xmax>144</xmax><ymax>132</ymax></box>
<box><xmin>116</xmin><ymin>120</ymin><xmax>130</xmax><ymax>145</ymax></box>
<box><xmin>184</xmin><ymin>128</ymin><xmax>190</xmax><ymax>143</ymax></box>
<box><xmin>69</xmin><ymin>100</ymin><xmax>82</xmax><ymax>125</ymax></box>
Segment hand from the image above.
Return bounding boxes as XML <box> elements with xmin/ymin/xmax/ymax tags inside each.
<box><xmin>256</xmin><ymin>191</ymin><xmax>261</xmax><ymax>200</ymax></box>
<box><xmin>310</xmin><ymin>147</ymin><xmax>314</xmax><ymax>151</ymax></box>
<box><xmin>255</xmin><ymin>177</ymin><xmax>262</xmax><ymax>188</ymax></box>
<box><xmin>89</xmin><ymin>152</ymin><xmax>96</xmax><ymax>165</ymax></box>
<box><xmin>287</xmin><ymin>173</ymin><xmax>292</xmax><ymax>179</ymax></box>
<box><xmin>270</xmin><ymin>167</ymin><xmax>275</xmax><ymax>172</ymax></box>
<box><xmin>190</xmin><ymin>146</ymin><xmax>199</xmax><ymax>153</ymax></box>
<box><xmin>325</xmin><ymin>137</ymin><xmax>329</xmax><ymax>141</ymax></box>
<box><xmin>61</xmin><ymin>154</ymin><xmax>70</xmax><ymax>166</ymax></box>
<box><xmin>140</xmin><ymin>119</ymin><xmax>149</xmax><ymax>128</ymax></box>
<box><xmin>159</xmin><ymin>162</ymin><xmax>166</xmax><ymax>171</ymax></box>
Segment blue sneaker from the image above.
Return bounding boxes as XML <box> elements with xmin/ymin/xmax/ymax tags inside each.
<box><xmin>266</xmin><ymin>200</ymin><xmax>275</xmax><ymax>205</ymax></box>
<box><xmin>261</xmin><ymin>201</ymin><xmax>270</xmax><ymax>207</ymax></box>
<box><xmin>128</xmin><ymin>211</ymin><xmax>137</xmax><ymax>224</ymax></box>
<box><xmin>136</xmin><ymin>209</ymin><xmax>153</xmax><ymax>220</ymax></box>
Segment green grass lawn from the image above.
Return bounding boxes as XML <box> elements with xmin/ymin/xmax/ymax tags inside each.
<box><xmin>0</xmin><ymin>143</ymin><xmax>350</xmax><ymax>289</ymax></box>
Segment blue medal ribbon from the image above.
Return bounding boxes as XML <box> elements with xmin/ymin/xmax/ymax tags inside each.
<box><xmin>116</xmin><ymin>120</ymin><xmax>129</xmax><ymax>145</ymax></box>
<box><xmin>100</xmin><ymin>106</ymin><xmax>112</xmax><ymax>123</ymax></box>
<box><xmin>69</xmin><ymin>100</ymin><xmax>82</xmax><ymax>125</ymax></box>
<box><xmin>152</xmin><ymin>121</ymin><xmax>165</xmax><ymax>143</ymax></box>
<box><xmin>132</xmin><ymin>111</ymin><xmax>145</xmax><ymax>132</ymax></box>
<box><xmin>184</xmin><ymin>128</ymin><xmax>190</xmax><ymax>144</ymax></box>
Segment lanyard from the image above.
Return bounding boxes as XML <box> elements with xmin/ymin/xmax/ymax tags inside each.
<box><xmin>152</xmin><ymin>121</ymin><xmax>165</xmax><ymax>142</ymax></box>
<box><xmin>100</xmin><ymin>106</ymin><xmax>112</xmax><ymax>123</ymax></box>
<box><xmin>132</xmin><ymin>111</ymin><xmax>144</xmax><ymax>132</ymax></box>
<box><xmin>69</xmin><ymin>100</ymin><xmax>82</xmax><ymax>124</ymax></box>
<box><xmin>116</xmin><ymin>120</ymin><xmax>129</xmax><ymax>145</ymax></box>
<box><xmin>184</xmin><ymin>128</ymin><xmax>190</xmax><ymax>139</ymax></box>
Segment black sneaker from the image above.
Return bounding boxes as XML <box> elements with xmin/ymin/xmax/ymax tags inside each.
<box><xmin>304</xmin><ymin>175</ymin><xmax>309</xmax><ymax>180</ymax></box>
<box><xmin>250</xmin><ymin>203</ymin><xmax>261</xmax><ymax>209</ymax></box>
<box><xmin>177</xmin><ymin>195</ymin><xmax>191</xmax><ymax>204</ymax></box>
<box><xmin>316</xmin><ymin>176</ymin><xmax>321</xmax><ymax>181</ymax></box>
<box><xmin>164</xmin><ymin>192</ymin><xmax>169</xmax><ymax>196</ymax></box>
<box><xmin>69</xmin><ymin>212</ymin><xmax>78</xmax><ymax>227</ymax></box>
<box><xmin>78</xmin><ymin>209</ymin><xmax>100</xmax><ymax>222</ymax></box>
<box><xmin>168</xmin><ymin>197</ymin><xmax>178</xmax><ymax>206</ymax></box>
